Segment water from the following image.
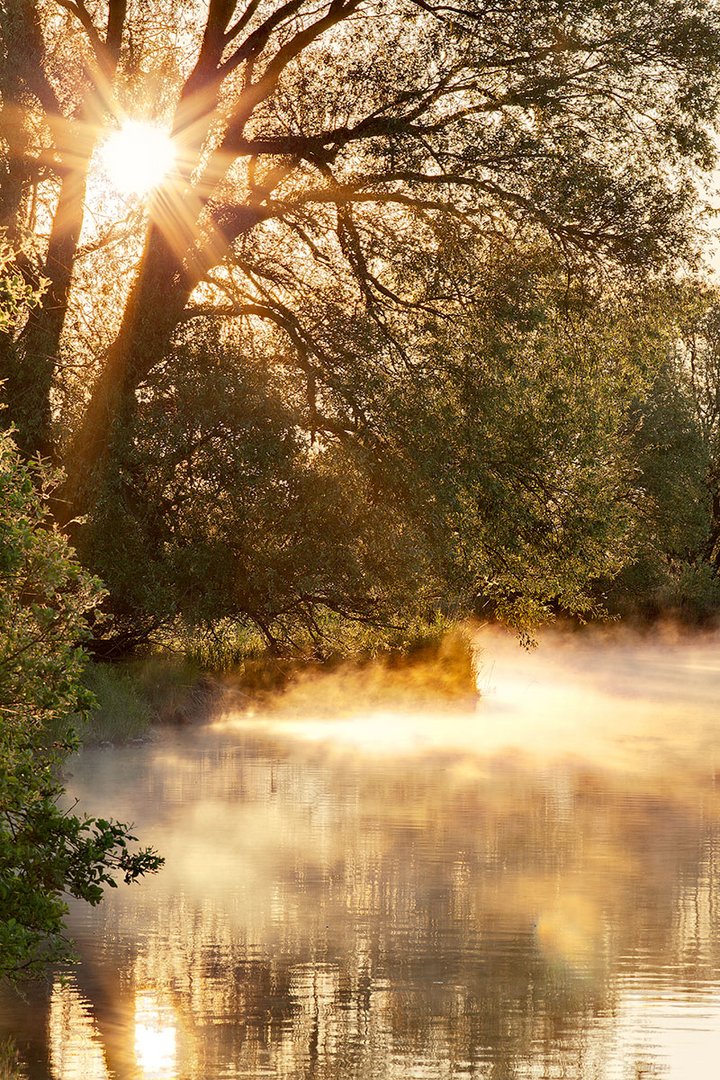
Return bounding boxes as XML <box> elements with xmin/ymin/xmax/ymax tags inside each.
<box><xmin>3</xmin><ymin>629</ymin><xmax>720</xmax><ymax>1079</ymax></box>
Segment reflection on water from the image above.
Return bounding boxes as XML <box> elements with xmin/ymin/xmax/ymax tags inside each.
<box><xmin>48</xmin><ymin>983</ymin><xmax>109</xmax><ymax>1080</ymax></box>
<box><xmin>4</xmin><ymin>629</ymin><xmax>720</xmax><ymax>1078</ymax></box>
<box><xmin>134</xmin><ymin>993</ymin><xmax>176</xmax><ymax>1080</ymax></box>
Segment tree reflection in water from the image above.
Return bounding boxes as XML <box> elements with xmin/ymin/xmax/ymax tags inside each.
<box><xmin>4</xmin><ymin>632</ymin><xmax>720</xmax><ymax>1080</ymax></box>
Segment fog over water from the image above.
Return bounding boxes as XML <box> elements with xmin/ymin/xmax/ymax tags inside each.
<box><xmin>3</xmin><ymin>628</ymin><xmax>720</xmax><ymax>1079</ymax></box>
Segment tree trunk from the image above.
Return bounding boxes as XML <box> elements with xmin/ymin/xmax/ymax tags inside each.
<box><xmin>58</xmin><ymin>191</ymin><xmax>267</xmax><ymax>528</ymax></box>
<box><xmin>0</xmin><ymin>0</ymin><xmax>127</xmax><ymax>457</ymax></box>
<box><xmin>7</xmin><ymin>165</ymin><xmax>92</xmax><ymax>457</ymax></box>
<box><xmin>58</xmin><ymin>223</ymin><xmax>191</xmax><ymax>525</ymax></box>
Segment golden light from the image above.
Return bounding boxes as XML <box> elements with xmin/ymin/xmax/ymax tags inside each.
<box><xmin>99</xmin><ymin>120</ymin><xmax>176</xmax><ymax>198</ymax></box>
<box><xmin>48</xmin><ymin>977</ymin><xmax>110</xmax><ymax>1079</ymax></box>
<box><xmin>134</xmin><ymin>992</ymin><xmax>177</xmax><ymax>1078</ymax></box>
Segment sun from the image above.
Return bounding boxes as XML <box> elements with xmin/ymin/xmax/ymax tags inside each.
<box><xmin>99</xmin><ymin>120</ymin><xmax>176</xmax><ymax>198</ymax></box>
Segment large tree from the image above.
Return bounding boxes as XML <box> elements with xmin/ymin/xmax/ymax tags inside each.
<box><xmin>2</xmin><ymin>0</ymin><xmax>720</xmax><ymax>643</ymax></box>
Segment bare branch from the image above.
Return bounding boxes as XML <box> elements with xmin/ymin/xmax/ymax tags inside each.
<box><xmin>221</xmin><ymin>0</ymin><xmax>307</xmax><ymax>73</ymax></box>
<box><xmin>215</xmin><ymin>0</ymin><xmax>363</xmax><ymax>170</ymax></box>
<box><xmin>224</xmin><ymin>0</ymin><xmax>262</xmax><ymax>45</ymax></box>
<box><xmin>54</xmin><ymin>0</ymin><xmax>104</xmax><ymax>61</ymax></box>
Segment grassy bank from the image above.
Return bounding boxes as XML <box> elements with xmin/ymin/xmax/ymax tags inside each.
<box><xmin>192</xmin><ymin>621</ymin><xmax>480</xmax><ymax>718</ymax></box>
<box><xmin>79</xmin><ymin>656</ymin><xmax>218</xmax><ymax>745</ymax></box>
<box><xmin>78</xmin><ymin>622</ymin><xmax>479</xmax><ymax>745</ymax></box>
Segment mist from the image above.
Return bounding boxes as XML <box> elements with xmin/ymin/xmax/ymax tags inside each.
<box><xmin>212</xmin><ymin>624</ymin><xmax>720</xmax><ymax>776</ymax></box>
<box><xmin>6</xmin><ymin>626</ymin><xmax>720</xmax><ymax>1080</ymax></box>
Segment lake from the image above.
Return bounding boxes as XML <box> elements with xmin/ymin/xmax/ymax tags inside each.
<box><xmin>3</xmin><ymin>628</ymin><xmax>720</xmax><ymax>1079</ymax></box>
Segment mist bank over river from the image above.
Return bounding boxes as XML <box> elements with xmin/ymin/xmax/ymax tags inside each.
<box><xmin>216</xmin><ymin>625</ymin><xmax>720</xmax><ymax>773</ymax></box>
<box><xmin>3</xmin><ymin>627</ymin><xmax>720</xmax><ymax>1080</ymax></box>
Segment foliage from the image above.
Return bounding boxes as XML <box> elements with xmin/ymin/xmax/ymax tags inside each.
<box><xmin>0</xmin><ymin>242</ymin><xmax>40</xmax><ymax>337</ymax></box>
<box><xmin>0</xmin><ymin>245</ymin><xmax>162</xmax><ymax>980</ymax></box>
<box><xmin>84</xmin><ymin>324</ymin><xmax>436</xmax><ymax>652</ymax></box>
<box><xmin>361</xmin><ymin>251</ymin><xmax>661</xmax><ymax>632</ymax></box>
<box><xmin>603</xmin><ymin>283</ymin><xmax>720</xmax><ymax>624</ymax></box>
<box><xmin>74</xmin><ymin>246</ymin><xmax>709</xmax><ymax>645</ymax></box>
<box><xmin>183</xmin><ymin>610</ymin><xmax>464</xmax><ymax>670</ymax></box>
<box><xmin>4</xmin><ymin>3</ymin><xmax>720</xmax><ymax>644</ymax></box>
<box><xmin>0</xmin><ymin>425</ymin><xmax>162</xmax><ymax>982</ymax></box>
<box><xmin>672</xmin><ymin>290</ymin><xmax>720</xmax><ymax>571</ymax></box>
<box><xmin>128</xmin><ymin>655</ymin><xmax>205</xmax><ymax>712</ymax></box>
<box><xmin>611</xmin><ymin>558</ymin><xmax>720</xmax><ymax>624</ymax></box>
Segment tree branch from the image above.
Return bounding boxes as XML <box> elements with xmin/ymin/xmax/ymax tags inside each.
<box><xmin>221</xmin><ymin>0</ymin><xmax>308</xmax><ymax>73</ymax></box>
<box><xmin>54</xmin><ymin>0</ymin><xmax>105</xmax><ymax>62</ymax></box>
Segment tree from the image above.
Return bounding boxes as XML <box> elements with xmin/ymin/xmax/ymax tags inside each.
<box><xmin>84</xmin><ymin>319</ymin><xmax>439</xmax><ymax>652</ymax></box>
<box><xmin>0</xmin><ymin>242</ymin><xmax>161</xmax><ymax>981</ymax></box>
<box><xmin>676</xmin><ymin>291</ymin><xmax>720</xmax><ymax>572</ymax></box>
<box><xmin>83</xmin><ymin>244</ymin><xmax>684</xmax><ymax>645</ymax></box>
<box><xmin>2</xmin><ymin>0</ymin><xmax>720</xmax><ymax>643</ymax></box>
<box><xmin>616</xmin><ymin>285</ymin><xmax>720</xmax><ymax>622</ymax></box>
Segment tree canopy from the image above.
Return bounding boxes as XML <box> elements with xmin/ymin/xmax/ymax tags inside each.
<box><xmin>3</xmin><ymin>0</ymin><xmax>720</xmax><ymax>646</ymax></box>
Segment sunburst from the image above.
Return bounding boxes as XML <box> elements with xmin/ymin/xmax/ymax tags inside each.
<box><xmin>99</xmin><ymin>120</ymin><xmax>176</xmax><ymax>198</ymax></box>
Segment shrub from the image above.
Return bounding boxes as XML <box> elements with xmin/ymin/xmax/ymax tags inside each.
<box><xmin>0</xmin><ymin>425</ymin><xmax>162</xmax><ymax>982</ymax></box>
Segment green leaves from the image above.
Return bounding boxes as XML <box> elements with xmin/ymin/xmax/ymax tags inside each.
<box><xmin>0</xmin><ymin>252</ymin><xmax>162</xmax><ymax>979</ymax></box>
<box><xmin>0</xmin><ymin>428</ymin><xmax>163</xmax><ymax>979</ymax></box>
<box><xmin>0</xmin><ymin>240</ymin><xmax>45</xmax><ymax>338</ymax></box>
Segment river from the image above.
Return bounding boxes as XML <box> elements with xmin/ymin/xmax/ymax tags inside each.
<box><xmin>3</xmin><ymin>628</ymin><xmax>720</xmax><ymax>1079</ymax></box>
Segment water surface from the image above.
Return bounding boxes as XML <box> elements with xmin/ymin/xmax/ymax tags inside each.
<box><xmin>3</xmin><ymin>629</ymin><xmax>720</xmax><ymax>1079</ymax></box>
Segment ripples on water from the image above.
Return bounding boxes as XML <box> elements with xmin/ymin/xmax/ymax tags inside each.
<box><xmin>3</xmin><ymin>629</ymin><xmax>720</xmax><ymax>1079</ymax></box>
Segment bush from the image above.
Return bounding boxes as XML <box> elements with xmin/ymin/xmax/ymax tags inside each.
<box><xmin>607</xmin><ymin>557</ymin><xmax>720</xmax><ymax>626</ymax></box>
<box><xmin>0</xmin><ymin>425</ymin><xmax>162</xmax><ymax>982</ymax></box>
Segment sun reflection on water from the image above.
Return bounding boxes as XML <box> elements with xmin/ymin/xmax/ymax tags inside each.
<box><xmin>135</xmin><ymin>993</ymin><xmax>177</xmax><ymax>1079</ymax></box>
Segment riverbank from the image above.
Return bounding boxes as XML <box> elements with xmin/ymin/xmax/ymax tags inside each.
<box><xmin>79</xmin><ymin>627</ymin><xmax>479</xmax><ymax>745</ymax></box>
